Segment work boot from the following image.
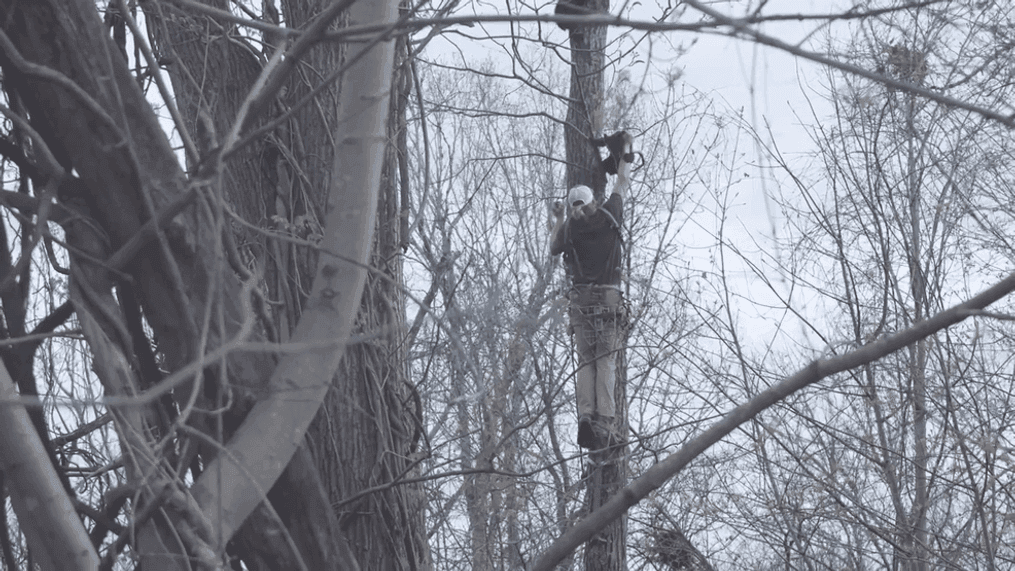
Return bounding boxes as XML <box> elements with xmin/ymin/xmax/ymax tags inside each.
<box><xmin>577</xmin><ymin>414</ymin><xmax>596</xmax><ymax>449</ymax></box>
<box><xmin>595</xmin><ymin>416</ymin><xmax>618</xmax><ymax>449</ymax></box>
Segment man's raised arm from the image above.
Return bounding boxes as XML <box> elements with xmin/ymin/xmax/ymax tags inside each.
<box><xmin>550</xmin><ymin>200</ymin><xmax>566</xmax><ymax>255</ymax></box>
<box><xmin>610</xmin><ymin>134</ymin><xmax>633</xmax><ymax>199</ymax></box>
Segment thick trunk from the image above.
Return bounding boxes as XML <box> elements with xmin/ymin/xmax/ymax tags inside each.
<box><xmin>582</xmin><ymin>340</ymin><xmax>627</xmax><ymax>571</ymax></box>
<box><xmin>302</xmin><ymin>18</ymin><xmax>431</xmax><ymax>571</ymax></box>
<box><xmin>151</xmin><ymin>1</ymin><xmax>428</xmax><ymax>566</ymax></box>
<box><xmin>0</xmin><ymin>1</ymin><xmax>242</xmax><ymax>566</ymax></box>
<box><xmin>561</xmin><ymin>3</ymin><xmax>627</xmax><ymax>569</ymax></box>
<box><xmin>143</xmin><ymin>2</ymin><xmax>358</xmax><ymax>567</ymax></box>
<box><xmin>0</xmin><ymin>0</ymin><xmax>422</xmax><ymax>567</ymax></box>
<box><xmin>564</xmin><ymin>26</ymin><xmax>607</xmax><ymax>198</ymax></box>
<box><xmin>0</xmin><ymin>0</ymin><xmax>208</xmax><ymax>373</ymax></box>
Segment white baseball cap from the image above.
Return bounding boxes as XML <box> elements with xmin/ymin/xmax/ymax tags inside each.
<box><xmin>567</xmin><ymin>185</ymin><xmax>594</xmax><ymax>207</ymax></box>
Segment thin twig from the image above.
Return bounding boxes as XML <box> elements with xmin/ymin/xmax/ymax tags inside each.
<box><xmin>114</xmin><ymin>0</ymin><xmax>199</xmax><ymax>165</ymax></box>
<box><xmin>52</xmin><ymin>413</ymin><xmax>112</xmax><ymax>448</ymax></box>
<box><xmin>0</xmin><ymin>28</ymin><xmax>125</xmax><ymax>143</ymax></box>
<box><xmin>532</xmin><ymin>270</ymin><xmax>1015</xmax><ymax>570</ymax></box>
<box><xmin>0</xmin><ymin>330</ymin><xmax>83</xmax><ymax>348</ymax></box>
<box><xmin>682</xmin><ymin>0</ymin><xmax>1015</xmax><ymax>127</ymax></box>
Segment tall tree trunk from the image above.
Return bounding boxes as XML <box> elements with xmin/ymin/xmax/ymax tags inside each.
<box><xmin>144</xmin><ymin>3</ymin><xmax>355</xmax><ymax>567</ymax></box>
<box><xmin>0</xmin><ymin>1</ymin><xmax>240</xmax><ymax>567</ymax></box>
<box><xmin>564</xmin><ymin>20</ymin><xmax>607</xmax><ymax>199</ymax></box>
<box><xmin>0</xmin><ymin>0</ymin><xmax>424</xmax><ymax>567</ymax></box>
<box><xmin>561</xmin><ymin>4</ymin><xmax>627</xmax><ymax>569</ymax></box>
<box><xmin>904</xmin><ymin>90</ymin><xmax>929</xmax><ymax>571</ymax></box>
<box><xmin>149</xmin><ymin>1</ymin><xmax>430</xmax><ymax>568</ymax></box>
<box><xmin>308</xmin><ymin>30</ymin><xmax>431</xmax><ymax>569</ymax></box>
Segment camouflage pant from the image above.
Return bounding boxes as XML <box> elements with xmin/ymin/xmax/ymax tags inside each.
<box><xmin>569</xmin><ymin>285</ymin><xmax>624</xmax><ymax>419</ymax></box>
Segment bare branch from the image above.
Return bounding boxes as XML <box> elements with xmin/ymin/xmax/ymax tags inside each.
<box><xmin>188</xmin><ymin>0</ymin><xmax>402</xmax><ymax>546</ymax></box>
<box><xmin>163</xmin><ymin>0</ymin><xmax>1015</xmax><ymax>133</ymax></box>
<box><xmin>112</xmin><ymin>0</ymin><xmax>199</xmax><ymax>165</ymax></box>
<box><xmin>0</xmin><ymin>27</ymin><xmax>125</xmax><ymax>144</ymax></box>
<box><xmin>165</xmin><ymin>0</ymin><xmax>948</xmax><ymax>42</ymax></box>
<box><xmin>683</xmin><ymin>0</ymin><xmax>1015</xmax><ymax>127</ymax></box>
<box><xmin>532</xmin><ymin>270</ymin><xmax>1015</xmax><ymax>570</ymax></box>
<box><xmin>0</xmin><ymin>362</ymin><xmax>98</xmax><ymax>570</ymax></box>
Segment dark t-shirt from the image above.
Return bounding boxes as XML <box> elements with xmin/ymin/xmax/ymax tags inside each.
<box><xmin>552</xmin><ymin>193</ymin><xmax>623</xmax><ymax>285</ymax></box>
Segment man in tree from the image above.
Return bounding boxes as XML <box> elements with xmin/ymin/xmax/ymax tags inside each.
<box><xmin>551</xmin><ymin>132</ymin><xmax>633</xmax><ymax>449</ymax></box>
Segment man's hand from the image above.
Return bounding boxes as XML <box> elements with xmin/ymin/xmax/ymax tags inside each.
<box><xmin>549</xmin><ymin>200</ymin><xmax>567</xmax><ymax>254</ymax></box>
<box><xmin>553</xmin><ymin>200</ymin><xmax>566</xmax><ymax>219</ymax></box>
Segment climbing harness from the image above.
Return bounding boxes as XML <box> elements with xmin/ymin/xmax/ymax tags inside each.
<box><xmin>569</xmin><ymin>285</ymin><xmax>621</xmax><ymax>313</ymax></box>
<box><xmin>567</xmin><ymin>284</ymin><xmax>628</xmax><ymax>334</ymax></box>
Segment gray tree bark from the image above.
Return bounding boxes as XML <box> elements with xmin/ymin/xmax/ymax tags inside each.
<box><xmin>310</xmin><ymin>32</ymin><xmax>432</xmax><ymax>569</ymax></box>
<box><xmin>0</xmin><ymin>0</ymin><xmax>425</xmax><ymax>568</ymax></box>
<box><xmin>561</xmin><ymin>3</ymin><xmax>627</xmax><ymax>569</ymax></box>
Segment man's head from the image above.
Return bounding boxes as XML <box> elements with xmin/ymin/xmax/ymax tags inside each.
<box><xmin>568</xmin><ymin>185</ymin><xmax>594</xmax><ymax>208</ymax></box>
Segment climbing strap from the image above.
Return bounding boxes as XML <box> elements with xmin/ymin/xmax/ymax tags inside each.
<box><xmin>567</xmin><ymin>285</ymin><xmax>626</xmax><ymax>327</ymax></box>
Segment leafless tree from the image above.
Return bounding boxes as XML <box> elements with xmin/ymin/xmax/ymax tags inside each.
<box><xmin>0</xmin><ymin>0</ymin><xmax>422</xmax><ymax>568</ymax></box>
<box><xmin>3</xmin><ymin>1</ymin><xmax>1015</xmax><ymax>570</ymax></box>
